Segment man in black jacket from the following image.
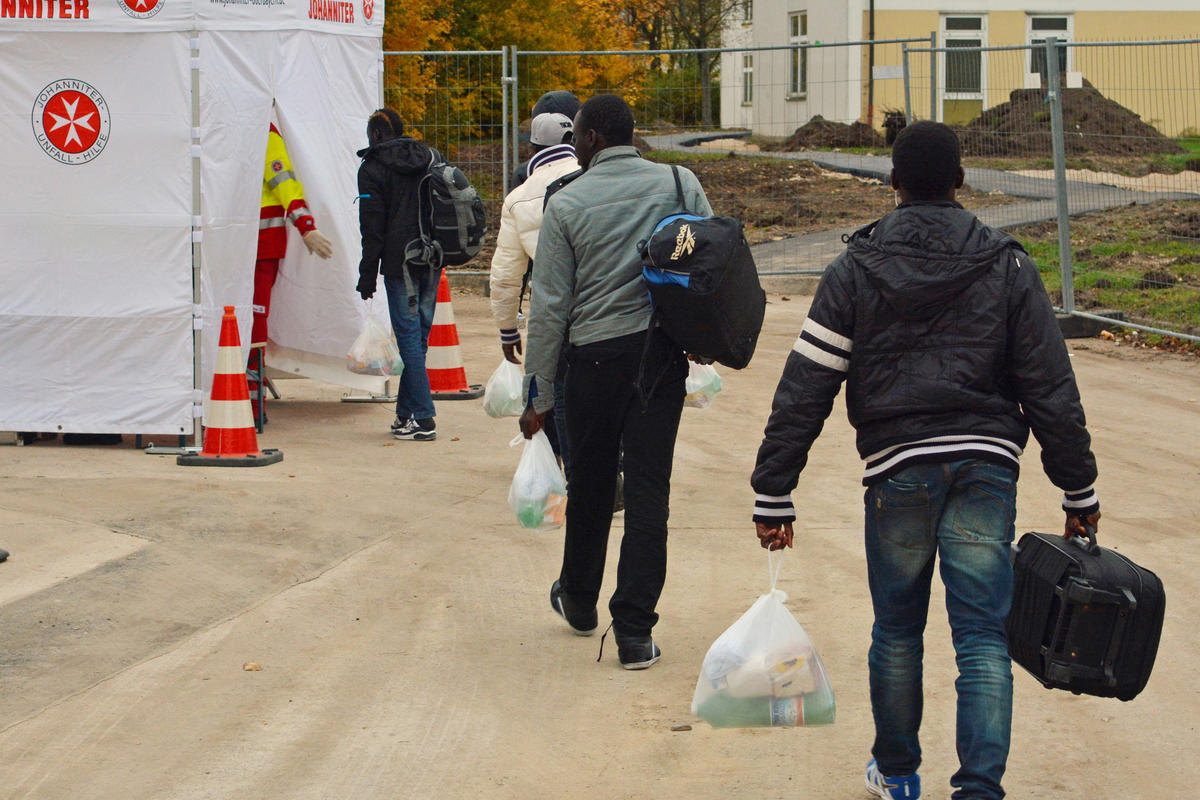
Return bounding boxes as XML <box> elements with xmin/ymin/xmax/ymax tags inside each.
<box><xmin>751</xmin><ymin>122</ymin><xmax>1101</xmax><ymax>800</ymax></box>
<box><xmin>355</xmin><ymin>108</ymin><xmax>441</xmax><ymax>441</ymax></box>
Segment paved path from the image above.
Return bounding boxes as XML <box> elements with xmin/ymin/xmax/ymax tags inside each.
<box><xmin>2</xmin><ymin>292</ymin><xmax>1198</xmax><ymax>799</ymax></box>
<box><xmin>644</xmin><ymin>132</ymin><xmax>1200</xmax><ymax>274</ymax></box>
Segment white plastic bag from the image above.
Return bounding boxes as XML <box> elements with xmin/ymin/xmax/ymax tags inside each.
<box><xmin>692</xmin><ymin>552</ymin><xmax>835</xmax><ymax>727</ymax></box>
<box><xmin>482</xmin><ymin>359</ymin><xmax>525</xmax><ymax>418</ymax></box>
<box><xmin>684</xmin><ymin>362</ymin><xmax>723</xmax><ymax>409</ymax></box>
<box><xmin>508</xmin><ymin>431</ymin><xmax>567</xmax><ymax>529</ymax></box>
<box><xmin>347</xmin><ymin>315</ymin><xmax>403</xmax><ymax>377</ymax></box>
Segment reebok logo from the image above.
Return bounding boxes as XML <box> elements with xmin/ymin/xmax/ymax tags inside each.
<box><xmin>670</xmin><ymin>223</ymin><xmax>696</xmax><ymax>261</ymax></box>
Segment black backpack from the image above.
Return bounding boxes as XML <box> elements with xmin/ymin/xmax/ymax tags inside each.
<box><xmin>638</xmin><ymin>166</ymin><xmax>765</xmax><ymax>370</ymax></box>
<box><xmin>417</xmin><ymin>152</ymin><xmax>487</xmax><ymax>266</ymax></box>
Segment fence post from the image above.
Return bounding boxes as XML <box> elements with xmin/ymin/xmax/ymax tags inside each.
<box><xmin>510</xmin><ymin>48</ymin><xmax>520</xmax><ymax>181</ymax></box>
<box><xmin>902</xmin><ymin>44</ymin><xmax>912</xmax><ymax>123</ymax></box>
<box><xmin>928</xmin><ymin>31</ymin><xmax>937</xmax><ymax>121</ymax></box>
<box><xmin>501</xmin><ymin>46</ymin><xmax>512</xmax><ymax>198</ymax></box>
<box><xmin>1045</xmin><ymin>36</ymin><xmax>1075</xmax><ymax>314</ymax></box>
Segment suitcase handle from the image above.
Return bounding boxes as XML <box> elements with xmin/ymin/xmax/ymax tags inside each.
<box><xmin>1066</xmin><ymin>522</ymin><xmax>1101</xmax><ymax>556</ymax></box>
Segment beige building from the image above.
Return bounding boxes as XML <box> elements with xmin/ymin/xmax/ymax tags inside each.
<box><xmin>721</xmin><ymin>0</ymin><xmax>1200</xmax><ymax>137</ymax></box>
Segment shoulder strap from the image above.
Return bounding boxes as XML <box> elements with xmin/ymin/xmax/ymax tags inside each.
<box><xmin>670</xmin><ymin>165</ymin><xmax>690</xmax><ymax>214</ymax></box>
<box><xmin>522</xmin><ymin>168</ymin><xmax>583</xmax><ymax>316</ymax></box>
<box><xmin>634</xmin><ymin>310</ymin><xmax>665</xmax><ymax>411</ymax></box>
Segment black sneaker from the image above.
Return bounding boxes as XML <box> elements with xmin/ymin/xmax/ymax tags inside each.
<box><xmin>615</xmin><ymin>634</ymin><xmax>661</xmax><ymax>670</ymax></box>
<box><xmin>550</xmin><ymin>580</ymin><xmax>597</xmax><ymax>636</ymax></box>
<box><xmin>390</xmin><ymin>415</ymin><xmax>407</xmax><ymax>432</ymax></box>
<box><xmin>0</xmin><ymin>548</ymin><xmax>8</xmax><ymax>564</ymax></box>
<box><xmin>394</xmin><ymin>419</ymin><xmax>436</xmax><ymax>441</ymax></box>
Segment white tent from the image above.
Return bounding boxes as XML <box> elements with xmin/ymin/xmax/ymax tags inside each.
<box><xmin>0</xmin><ymin>0</ymin><xmax>388</xmax><ymax>438</ymax></box>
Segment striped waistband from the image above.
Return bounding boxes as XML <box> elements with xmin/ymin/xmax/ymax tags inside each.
<box><xmin>863</xmin><ymin>434</ymin><xmax>1024</xmax><ymax>483</ymax></box>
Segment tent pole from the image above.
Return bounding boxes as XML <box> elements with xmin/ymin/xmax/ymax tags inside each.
<box><xmin>152</xmin><ymin>32</ymin><xmax>204</xmax><ymax>455</ymax></box>
<box><xmin>189</xmin><ymin>33</ymin><xmax>203</xmax><ymax>449</ymax></box>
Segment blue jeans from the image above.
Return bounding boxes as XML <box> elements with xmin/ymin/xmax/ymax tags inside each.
<box><xmin>384</xmin><ymin>268</ymin><xmax>441</xmax><ymax>422</ymax></box>
<box><xmin>864</xmin><ymin>459</ymin><xmax>1017</xmax><ymax>800</ymax></box>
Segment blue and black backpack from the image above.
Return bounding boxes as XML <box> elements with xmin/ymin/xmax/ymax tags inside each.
<box><xmin>638</xmin><ymin>165</ymin><xmax>766</xmax><ymax>371</ymax></box>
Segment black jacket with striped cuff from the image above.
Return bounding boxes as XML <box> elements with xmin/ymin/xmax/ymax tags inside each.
<box><xmin>752</xmin><ymin>201</ymin><xmax>1099</xmax><ymax>526</ymax></box>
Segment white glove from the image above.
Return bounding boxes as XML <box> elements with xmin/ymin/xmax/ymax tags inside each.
<box><xmin>302</xmin><ymin>229</ymin><xmax>334</xmax><ymax>259</ymax></box>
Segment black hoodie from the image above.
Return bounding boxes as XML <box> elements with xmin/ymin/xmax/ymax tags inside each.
<box><xmin>752</xmin><ymin>201</ymin><xmax>1099</xmax><ymax>523</ymax></box>
<box><xmin>356</xmin><ymin>137</ymin><xmax>439</xmax><ymax>288</ymax></box>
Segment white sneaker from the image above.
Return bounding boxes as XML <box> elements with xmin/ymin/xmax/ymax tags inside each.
<box><xmin>393</xmin><ymin>419</ymin><xmax>436</xmax><ymax>441</ymax></box>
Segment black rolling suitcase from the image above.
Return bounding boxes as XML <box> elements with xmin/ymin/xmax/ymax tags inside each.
<box><xmin>1007</xmin><ymin>529</ymin><xmax>1164</xmax><ymax>701</ymax></box>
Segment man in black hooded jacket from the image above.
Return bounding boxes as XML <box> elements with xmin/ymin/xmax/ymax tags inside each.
<box><xmin>751</xmin><ymin>122</ymin><xmax>1101</xmax><ymax>800</ymax></box>
<box><xmin>355</xmin><ymin>108</ymin><xmax>441</xmax><ymax>441</ymax></box>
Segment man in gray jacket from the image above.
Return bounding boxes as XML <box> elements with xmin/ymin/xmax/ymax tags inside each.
<box><xmin>519</xmin><ymin>94</ymin><xmax>712</xmax><ymax>670</ymax></box>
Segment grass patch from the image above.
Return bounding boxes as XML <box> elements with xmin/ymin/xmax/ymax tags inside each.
<box><xmin>1011</xmin><ymin>200</ymin><xmax>1200</xmax><ymax>334</ymax></box>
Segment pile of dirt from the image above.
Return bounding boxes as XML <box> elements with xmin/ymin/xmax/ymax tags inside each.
<box><xmin>770</xmin><ymin>115</ymin><xmax>885</xmax><ymax>150</ymax></box>
<box><xmin>958</xmin><ymin>84</ymin><xmax>1184</xmax><ymax>157</ymax></box>
<box><xmin>1146</xmin><ymin>204</ymin><xmax>1200</xmax><ymax>239</ymax></box>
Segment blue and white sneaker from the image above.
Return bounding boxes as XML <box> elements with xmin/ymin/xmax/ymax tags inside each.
<box><xmin>865</xmin><ymin>759</ymin><xmax>920</xmax><ymax>799</ymax></box>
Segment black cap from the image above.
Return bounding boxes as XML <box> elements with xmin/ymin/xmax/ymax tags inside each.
<box><xmin>532</xmin><ymin>90</ymin><xmax>582</xmax><ymax>119</ymax></box>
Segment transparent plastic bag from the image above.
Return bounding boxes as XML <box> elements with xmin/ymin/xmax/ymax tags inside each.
<box><xmin>347</xmin><ymin>315</ymin><xmax>403</xmax><ymax>377</ymax></box>
<box><xmin>508</xmin><ymin>431</ymin><xmax>567</xmax><ymax>530</ymax></box>
<box><xmin>482</xmin><ymin>359</ymin><xmax>525</xmax><ymax>418</ymax></box>
<box><xmin>684</xmin><ymin>362</ymin><xmax>723</xmax><ymax>409</ymax></box>
<box><xmin>692</xmin><ymin>552</ymin><xmax>835</xmax><ymax>728</ymax></box>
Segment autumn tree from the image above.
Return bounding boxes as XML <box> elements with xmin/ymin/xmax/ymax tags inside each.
<box><xmin>658</xmin><ymin>0</ymin><xmax>741</xmax><ymax>126</ymax></box>
<box><xmin>381</xmin><ymin>0</ymin><xmax>451</xmax><ymax>126</ymax></box>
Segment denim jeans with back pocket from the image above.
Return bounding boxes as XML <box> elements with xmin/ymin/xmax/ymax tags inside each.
<box><xmin>864</xmin><ymin>459</ymin><xmax>1017</xmax><ymax>800</ymax></box>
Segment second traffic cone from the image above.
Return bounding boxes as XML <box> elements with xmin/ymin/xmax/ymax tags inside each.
<box><xmin>427</xmin><ymin>272</ymin><xmax>483</xmax><ymax>400</ymax></box>
<box><xmin>178</xmin><ymin>306</ymin><xmax>283</xmax><ymax>467</ymax></box>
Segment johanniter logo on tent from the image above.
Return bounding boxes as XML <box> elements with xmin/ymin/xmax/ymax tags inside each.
<box><xmin>31</xmin><ymin>79</ymin><xmax>111</xmax><ymax>166</ymax></box>
<box><xmin>117</xmin><ymin>0</ymin><xmax>165</xmax><ymax>18</ymax></box>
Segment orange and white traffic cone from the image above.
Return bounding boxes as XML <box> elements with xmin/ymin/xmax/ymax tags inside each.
<box><xmin>426</xmin><ymin>272</ymin><xmax>483</xmax><ymax>400</ymax></box>
<box><xmin>178</xmin><ymin>306</ymin><xmax>283</xmax><ymax>467</ymax></box>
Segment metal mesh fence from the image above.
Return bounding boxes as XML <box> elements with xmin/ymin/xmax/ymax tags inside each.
<box><xmin>384</xmin><ymin>40</ymin><xmax>1200</xmax><ymax>341</ymax></box>
<box><xmin>388</xmin><ymin>42</ymin><xmax>935</xmax><ymax>281</ymax></box>
<box><xmin>382</xmin><ymin>50</ymin><xmax>509</xmax><ymax>231</ymax></box>
<box><xmin>514</xmin><ymin>42</ymin><xmax>929</xmax><ymax>268</ymax></box>
<box><xmin>905</xmin><ymin>39</ymin><xmax>1200</xmax><ymax>339</ymax></box>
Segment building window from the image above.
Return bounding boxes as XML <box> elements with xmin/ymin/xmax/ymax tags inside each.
<box><xmin>789</xmin><ymin>11</ymin><xmax>808</xmax><ymax>97</ymax></box>
<box><xmin>1028</xmin><ymin>15</ymin><xmax>1072</xmax><ymax>84</ymax></box>
<box><xmin>941</xmin><ymin>15</ymin><xmax>985</xmax><ymax>97</ymax></box>
<box><xmin>742</xmin><ymin>0</ymin><xmax>752</xmax><ymax>24</ymax></box>
<box><xmin>742</xmin><ymin>54</ymin><xmax>754</xmax><ymax>105</ymax></box>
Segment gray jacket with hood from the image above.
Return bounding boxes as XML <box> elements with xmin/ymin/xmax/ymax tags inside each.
<box><xmin>751</xmin><ymin>201</ymin><xmax>1099</xmax><ymax>524</ymax></box>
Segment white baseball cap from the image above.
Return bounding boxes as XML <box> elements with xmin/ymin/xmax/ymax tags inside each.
<box><xmin>529</xmin><ymin>112</ymin><xmax>574</xmax><ymax>146</ymax></box>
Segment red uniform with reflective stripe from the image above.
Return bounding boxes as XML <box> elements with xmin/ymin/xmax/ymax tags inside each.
<box><xmin>253</xmin><ymin>125</ymin><xmax>317</xmax><ymax>350</ymax></box>
<box><xmin>258</xmin><ymin>124</ymin><xmax>316</xmax><ymax>260</ymax></box>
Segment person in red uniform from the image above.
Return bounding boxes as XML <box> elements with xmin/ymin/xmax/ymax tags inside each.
<box><xmin>250</xmin><ymin>123</ymin><xmax>334</xmax><ymax>417</ymax></box>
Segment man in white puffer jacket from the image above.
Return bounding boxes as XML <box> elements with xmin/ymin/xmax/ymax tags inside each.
<box><xmin>490</xmin><ymin>112</ymin><xmax>580</xmax><ymax>471</ymax></box>
<box><xmin>490</xmin><ymin>112</ymin><xmax>580</xmax><ymax>364</ymax></box>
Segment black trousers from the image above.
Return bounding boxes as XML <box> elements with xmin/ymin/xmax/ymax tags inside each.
<box><xmin>559</xmin><ymin>329</ymin><xmax>686</xmax><ymax>637</ymax></box>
